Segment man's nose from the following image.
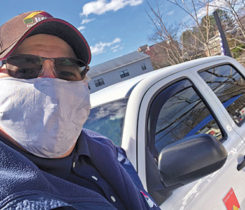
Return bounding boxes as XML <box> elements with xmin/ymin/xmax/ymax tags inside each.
<box><xmin>39</xmin><ymin>59</ymin><xmax>56</xmax><ymax>78</ymax></box>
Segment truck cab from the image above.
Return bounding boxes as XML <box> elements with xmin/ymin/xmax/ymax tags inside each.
<box><xmin>84</xmin><ymin>56</ymin><xmax>245</xmax><ymax>209</ymax></box>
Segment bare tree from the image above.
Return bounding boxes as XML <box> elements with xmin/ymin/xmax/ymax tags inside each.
<box><xmin>210</xmin><ymin>0</ymin><xmax>245</xmax><ymax>39</ymax></box>
<box><xmin>146</xmin><ymin>0</ymin><xmax>185</xmax><ymax>65</ymax></box>
<box><xmin>147</xmin><ymin>0</ymin><xmax>245</xmax><ymax>66</ymax></box>
<box><xmin>209</xmin><ymin>0</ymin><xmax>245</xmax><ymax>62</ymax></box>
<box><xmin>165</xmin><ymin>0</ymin><xmax>218</xmax><ymax>56</ymax></box>
<box><xmin>147</xmin><ymin>0</ymin><xmax>220</xmax><ymax>66</ymax></box>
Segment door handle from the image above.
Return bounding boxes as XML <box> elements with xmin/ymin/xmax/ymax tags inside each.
<box><xmin>237</xmin><ymin>156</ymin><xmax>245</xmax><ymax>171</ymax></box>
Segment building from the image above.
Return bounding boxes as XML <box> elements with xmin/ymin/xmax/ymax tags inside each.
<box><xmin>138</xmin><ymin>42</ymin><xmax>170</xmax><ymax>70</ymax></box>
<box><xmin>206</xmin><ymin>33</ymin><xmax>222</xmax><ymax>56</ymax></box>
<box><xmin>87</xmin><ymin>51</ymin><xmax>153</xmax><ymax>93</ymax></box>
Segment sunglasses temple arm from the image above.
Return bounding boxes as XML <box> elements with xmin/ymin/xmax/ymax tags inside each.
<box><xmin>80</xmin><ymin>65</ymin><xmax>90</xmax><ymax>79</ymax></box>
<box><xmin>86</xmin><ymin>65</ymin><xmax>90</xmax><ymax>72</ymax></box>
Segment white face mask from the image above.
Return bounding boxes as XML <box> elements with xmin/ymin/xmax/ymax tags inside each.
<box><xmin>0</xmin><ymin>77</ymin><xmax>90</xmax><ymax>158</ymax></box>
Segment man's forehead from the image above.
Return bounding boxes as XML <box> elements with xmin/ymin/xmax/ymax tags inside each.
<box><xmin>13</xmin><ymin>34</ymin><xmax>77</xmax><ymax>58</ymax></box>
<box><xmin>20</xmin><ymin>34</ymin><xmax>69</xmax><ymax>46</ymax></box>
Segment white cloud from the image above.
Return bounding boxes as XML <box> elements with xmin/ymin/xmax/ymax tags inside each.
<box><xmin>81</xmin><ymin>0</ymin><xmax>143</xmax><ymax>16</ymax></box>
<box><xmin>180</xmin><ymin>0</ymin><xmax>228</xmax><ymax>25</ymax></box>
<box><xmin>77</xmin><ymin>18</ymin><xmax>95</xmax><ymax>32</ymax></box>
<box><xmin>197</xmin><ymin>0</ymin><xmax>229</xmax><ymax>19</ymax></box>
<box><xmin>81</xmin><ymin>18</ymin><xmax>95</xmax><ymax>24</ymax></box>
<box><xmin>111</xmin><ymin>44</ymin><xmax>121</xmax><ymax>52</ymax></box>
<box><xmin>77</xmin><ymin>25</ymin><xmax>86</xmax><ymax>31</ymax></box>
<box><xmin>91</xmin><ymin>38</ymin><xmax>121</xmax><ymax>55</ymax></box>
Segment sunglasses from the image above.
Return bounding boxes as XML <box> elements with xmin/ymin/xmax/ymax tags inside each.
<box><xmin>1</xmin><ymin>54</ymin><xmax>89</xmax><ymax>81</ymax></box>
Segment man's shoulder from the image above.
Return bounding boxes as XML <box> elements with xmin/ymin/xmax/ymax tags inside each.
<box><xmin>0</xmin><ymin>138</ymin><xmax>35</xmax><ymax>168</ymax></box>
<box><xmin>81</xmin><ymin>128</ymin><xmax>117</xmax><ymax>151</ymax></box>
<box><xmin>0</xmin><ymin>138</ymin><xmax>116</xmax><ymax>209</ymax></box>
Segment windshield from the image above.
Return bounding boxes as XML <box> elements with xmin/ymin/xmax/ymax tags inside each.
<box><xmin>83</xmin><ymin>98</ymin><xmax>128</xmax><ymax>146</ymax></box>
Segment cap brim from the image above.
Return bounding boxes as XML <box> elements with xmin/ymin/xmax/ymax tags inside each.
<box><xmin>0</xmin><ymin>41</ymin><xmax>17</xmax><ymax>60</ymax></box>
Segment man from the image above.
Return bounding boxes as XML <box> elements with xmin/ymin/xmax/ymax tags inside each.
<box><xmin>0</xmin><ymin>11</ymin><xmax>159</xmax><ymax>209</ymax></box>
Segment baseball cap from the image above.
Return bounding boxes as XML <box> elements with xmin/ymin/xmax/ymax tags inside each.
<box><xmin>0</xmin><ymin>11</ymin><xmax>91</xmax><ymax>65</ymax></box>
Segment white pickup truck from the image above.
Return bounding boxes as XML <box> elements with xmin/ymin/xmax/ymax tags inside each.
<box><xmin>84</xmin><ymin>56</ymin><xmax>245</xmax><ymax>209</ymax></box>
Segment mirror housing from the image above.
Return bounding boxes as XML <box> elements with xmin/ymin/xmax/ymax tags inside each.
<box><xmin>158</xmin><ymin>134</ymin><xmax>227</xmax><ymax>187</ymax></box>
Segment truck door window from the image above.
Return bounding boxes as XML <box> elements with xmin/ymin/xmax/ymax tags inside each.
<box><xmin>199</xmin><ymin>65</ymin><xmax>245</xmax><ymax>126</ymax></box>
<box><xmin>149</xmin><ymin>79</ymin><xmax>223</xmax><ymax>153</ymax></box>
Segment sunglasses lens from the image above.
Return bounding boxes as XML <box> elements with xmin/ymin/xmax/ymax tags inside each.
<box><xmin>55</xmin><ymin>58</ymin><xmax>87</xmax><ymax>81</ymax></box>
<box><xmin>5</xmin><ymin>55</ymin><xmax>88</xmax><ymax>81</ymax></box>
<box><xmin>6</xmin><ymin>55</ymin><xmax>41</xmax><ymax>79</ymax></box>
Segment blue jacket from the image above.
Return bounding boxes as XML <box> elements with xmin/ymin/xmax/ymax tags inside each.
<box><xmin>0</xmin><ymin>129</ymin><xmax>159</xmax><ymax>209</ymax></box>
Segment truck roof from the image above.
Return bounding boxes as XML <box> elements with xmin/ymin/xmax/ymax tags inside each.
<box><xmin>90</xmin><ymin>56</ymin><xmax>233</xmax><ymax>107</ymax></box>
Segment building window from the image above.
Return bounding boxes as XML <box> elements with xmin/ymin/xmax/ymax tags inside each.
<box><xmin>120</xmin><ymin>70</ymin><xmax>129</xmax><ymax>78</ymax></box>
<box><xmin>94</xmin><ymin>78</ymin><xmax>105</xmax><ymax>87</ymax></box>
<box><xmin>141</xmin><ymin>64</ymin><xmax>147</xmax><ymax>71</ymax></box>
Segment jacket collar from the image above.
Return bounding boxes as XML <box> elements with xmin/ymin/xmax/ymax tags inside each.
<box><xmin>0</xmin><ymin>130</ymin><xmax>91</xmax><ymax>178</ymax></box>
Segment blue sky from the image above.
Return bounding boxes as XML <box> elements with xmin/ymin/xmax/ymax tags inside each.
<box><xmin>0</xmin><ymin>0</ymin><xmax>186</xmax><ymax>66</ymax></box>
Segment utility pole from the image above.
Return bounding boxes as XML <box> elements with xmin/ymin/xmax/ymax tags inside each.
<box><xmin>213</xmin><ymin>11</ymin><xmax>232</xmax><ymax>57</ymax></box>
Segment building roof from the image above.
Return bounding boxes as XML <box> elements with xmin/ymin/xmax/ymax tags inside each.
<box><xmin>87</xmin><ymin>51</ymin><xmax>150</xmax><ymax>78</ymax></box>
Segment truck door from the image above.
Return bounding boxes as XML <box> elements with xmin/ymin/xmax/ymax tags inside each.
<box><xmin>198</xmin><ymin>63</ymin><xmax>245</xmax><ymax>209</ymax></box>
<box><xmin>137</xmin><ymin>62</ymin><xmax>245</xmax><ymax>209</ymax></box>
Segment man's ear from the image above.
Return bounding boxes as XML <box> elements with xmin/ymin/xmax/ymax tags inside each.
<box><xmin>0</xmin><ymin>63</ymin><xmax>8</xmax><ymax>73</ymax></box>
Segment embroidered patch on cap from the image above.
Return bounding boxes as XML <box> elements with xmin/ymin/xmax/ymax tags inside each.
<box><xmin>23</xmin><ymin>11</ymin><xmax>52</xmax><ymax>26</ymax></box>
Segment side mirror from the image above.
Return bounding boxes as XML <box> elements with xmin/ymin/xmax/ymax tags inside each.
<box><xmin>158</xmin><ymin>134</ymin><xmax>227</xmax><ymax>187</ymax></box>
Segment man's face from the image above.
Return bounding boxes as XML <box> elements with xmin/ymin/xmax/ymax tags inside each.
<box><xmin>0</xmin><ymin>34</ymin><xmax>82</xmax><ymax>157</ymax></box>
<box><xmin>0</xmin><ymin>34</ymin><xmax>77</xmax><ymax>79</ymax></box>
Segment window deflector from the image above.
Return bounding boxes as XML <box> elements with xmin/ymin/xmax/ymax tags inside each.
<box><xmin>147</xmin><ymin>80</ymin><xmax>187</xmax><ymax>159</ymax></box>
